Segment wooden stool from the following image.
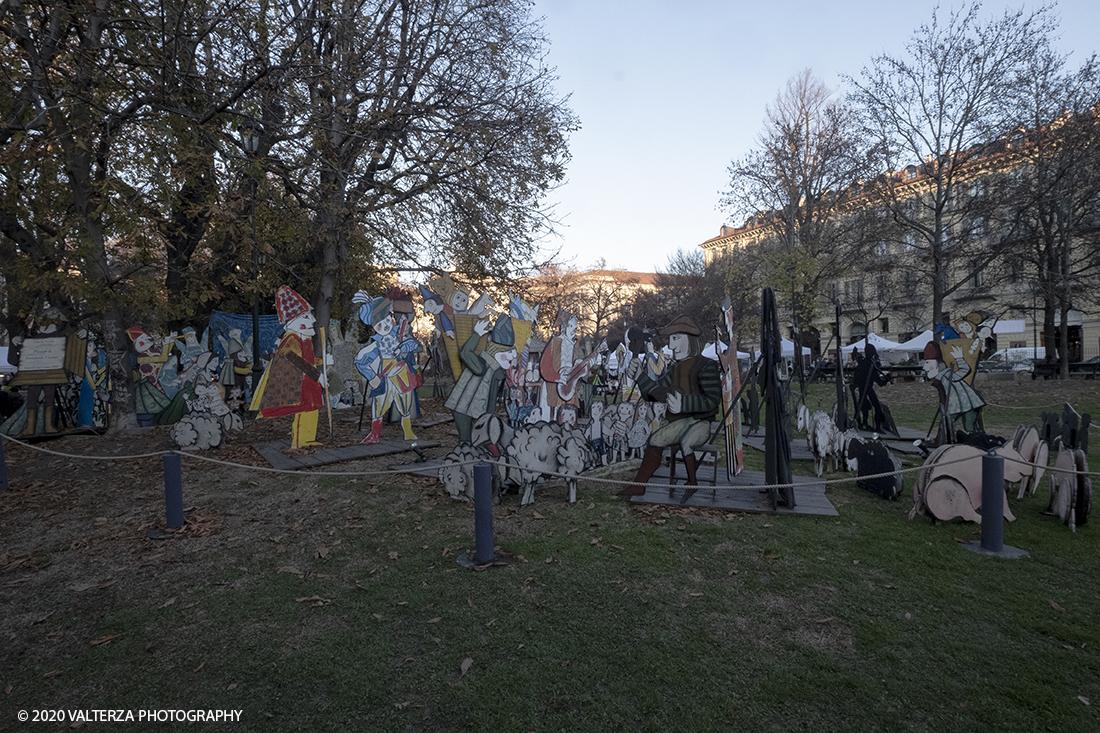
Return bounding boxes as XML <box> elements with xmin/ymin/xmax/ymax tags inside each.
<box><xmin>666</xmin><ymin>444</ymin><xmax>719</xmax><ymax>486</ymax></box>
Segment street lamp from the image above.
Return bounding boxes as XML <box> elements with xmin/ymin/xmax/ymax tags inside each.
<box><xmin>238</xmin><ymin>124</ymin><xmax>264</xmax><ymax>405</ymax></box>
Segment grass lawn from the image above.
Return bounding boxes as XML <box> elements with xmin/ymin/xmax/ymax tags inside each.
<box><xmin>1</xmin><ymin>377</ymin><xmax>1098</xmax><ymax>731</ymax></box>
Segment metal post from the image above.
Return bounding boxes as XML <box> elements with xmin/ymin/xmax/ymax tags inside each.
<box><xmin>163</xmin><ymin>451</ymin><xmax>185</xmax><ymax>529</ymax></box>
<box><xmin>0</xmin><ymin>435</ymin><xmax>9</xmax><ymax>493</ymax></box>
<box><xmin>981</xmin><ymin>450</ymin><xmax>1004</xmax><ymax>553</ymax></box>
<box><xmin>249</xmin><ymin>176</ymin><xmax>264</xmax><ymax>405</ymax></box>
<box><xmin>473</xmin><ymin>462</ymin><xmax>494</xmax><ymax>564</ymax></box>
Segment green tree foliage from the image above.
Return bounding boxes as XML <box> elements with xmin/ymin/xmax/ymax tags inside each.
<box><xmin>0</xmin><ymin>0</ymin><xmax>574</xmax><ymax>429</ymax></box>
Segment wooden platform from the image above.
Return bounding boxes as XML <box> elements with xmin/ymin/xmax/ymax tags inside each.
<box><xmin>252</xmin><ymin>439</ymin><xmax>440</xmax><ymax>471</ymax></box>
<box><xmin>741</xmin><ymin>433</ymin><xmax>815</xmax><ymax>461</ymax></box>
<box><xmin>629</xmin><ymin>467</ymin><xmax>837</xmax><ymax>516</ymax></box>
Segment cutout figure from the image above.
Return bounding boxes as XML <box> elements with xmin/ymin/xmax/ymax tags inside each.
<box><xmin>352</xmin><ymin>289</ymin><xmax>423</xmax><ymax>444</ymax></box>
<box><xmin>922</xmin><ymin>340</ymin><xmax>985</xmax><ymax>438</ymax></box>
<box><xmin>445</xmin><ymin>315</ymin><xmax>518</xmax><ymax>444</ymax></box>
<box><xmin>250</xmin><ymin>286</ymin><xmax>328</xmax><ymax>448</ymax></box>
<box><xmin>619</xmin><ymin>315</ymin><xmax>722</xmax><ymax>502</ymax></box>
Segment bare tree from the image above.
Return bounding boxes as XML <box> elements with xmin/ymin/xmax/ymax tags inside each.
<box><xmin>722</xmin><ymin>69</ymin><xmax>878</xmax><ymax>339</ymax></box>
<box><xmin>997</xmin><ymin>44</ymin><xmax>1100</xmax><ymax>376</ymax></box>
<box><xmin>845</xmin><ymin>2</ymin><xmax>1058</xmax><ymax>336</ymax></box>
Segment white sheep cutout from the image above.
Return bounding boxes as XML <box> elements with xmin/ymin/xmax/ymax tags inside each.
<box><xmin>797</xmin><ymin>404</ymin><xmax>839</xmax><ymax>477</ymax></box>
<box><xmin>438</xmin><ymin>415</ymin><xmax>597</xmax><ymax>506</ymax></box>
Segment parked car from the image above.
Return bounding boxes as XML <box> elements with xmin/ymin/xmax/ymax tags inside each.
<box><xmin>982</xmin><ymin>347</ymin><xmax>1044</xmax><ymax>374</ymax></box>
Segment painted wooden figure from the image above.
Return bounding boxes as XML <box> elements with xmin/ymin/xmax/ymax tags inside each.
<box><xmin>352</xmin><ymin>289</ymin><xmax>422</xmax><ymax>444</ymax></box>
<box><xmin>249</xmin><ymin>286</ymin><xmax>329</xmax><ymax>448</ymax></box>
<box><xmin>619</xmin><ymin>315</ymin><xmax>722</xmax><ymax>502</ymax></box>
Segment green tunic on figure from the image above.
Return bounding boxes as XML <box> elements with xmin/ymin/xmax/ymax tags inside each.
<box><xmin>445</xmin><ymin>333</ymin><xmax>507</xmax><ymax>442</ymax></box>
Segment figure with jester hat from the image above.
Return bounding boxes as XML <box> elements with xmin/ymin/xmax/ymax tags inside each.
<box><xmin>249</xmin><ymin>286</ymin><xmax>330</xmax><ymax>448</ymax></box>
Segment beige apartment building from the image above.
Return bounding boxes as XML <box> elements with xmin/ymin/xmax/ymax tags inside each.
<box><xmin>699</xmin><ymin>132</ymin><xmax>1100</xmax><ymax>365</ymax></box>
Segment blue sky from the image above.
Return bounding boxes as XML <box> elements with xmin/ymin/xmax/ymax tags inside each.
<box><xmin>532</xmin><ymin>0</ymin><xmax>1100</xmax><ymax>273</ymax></box>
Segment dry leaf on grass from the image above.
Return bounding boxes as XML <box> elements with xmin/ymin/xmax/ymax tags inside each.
<box><xmin>90</xmin><ymin>634</ymin><xmax>120</xmax><ymax>646</ymax></box>
<box><xmin>160</xmin><ymin>597</ymin><xmax>177</xmax><ymax>608</ymax></box>
<box><xmin>427</xmin><ymin>617</ymin><xmax>442</xmax><ymax>624</ymax></box>
<box><xmin>1049</xmin><ymin>599</ymin><xmax>1066</xmax><ymax>612</ymax></box>
<box><xmin>459</xmin><ymin>657</ymin><xmax>473</xmax><ymax>679</ymax></box>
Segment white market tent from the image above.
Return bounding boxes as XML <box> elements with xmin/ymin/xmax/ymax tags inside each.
<box><xmin>701</xmin><ymin>341</ymin><xmax>751</xmax><ymax>361</ymax></box>
<box><xmin>839</xmin><ymin>332</ymin><xmax>902</xmax><ymax>354</ymax></box>
<box><xmin>894</xmin><ymin>330</ymin><xmax>935</xmax><ymax>353</ymax></box>
<box><xmin>780</xmin><ymin>338</ymin><xmax>811</xmax><ymax>356</ymax></box>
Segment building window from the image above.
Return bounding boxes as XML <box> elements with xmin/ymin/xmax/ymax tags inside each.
<box><xmin>966</xmin><ymin>262</ymin><xmax>986</xmax><ymax>289</ymax></box>
<box><xmin>879</xmin><ymin>318</ymin><xmax>889</xmax><ymax>333</ymax></box>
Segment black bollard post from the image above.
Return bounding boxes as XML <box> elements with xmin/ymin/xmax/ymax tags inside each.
<box><xmin>473</xmin><ymin>462</ymin><xmax>494</xmax><ymax>564</ymax></box>
<box><xmin>163</xmin><ymin>451</ymin><xmax>185</xmax><ymax>529</ymax></box>
<box><xmin>981</xmin><ymin>450</ymin><xmax>1005</xmax><ymax>553</ymax></box>
<box><xmin>0</xmin><ymin>436</ymin><xmax>8</xmax><ymax>493</ymax></box>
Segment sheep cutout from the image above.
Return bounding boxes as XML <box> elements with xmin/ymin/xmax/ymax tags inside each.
<box><xmin>843</xmin><ymin>434</ymin><xmax>904</xmax><ymax>500</ymax></box>
<box><xmin>909</xmin><ymin>444</ymin><xmax>1034</xmax><ymax>523</ymax></box>
<box><xmin>797</xmin><ymin>404</ymin><xmax>838</xmax><ymax>477</ymax></box>
<box><xmin>439</xmin><ymin>444</ymin><xmax>501</xmax><ymax>503</ymax></box>
<box><xmin>438</xmin><ymin>415</ymin><xmax>597</xmax><ymax>506</ymax></box>
<box><xmin>833</xmin><ymin>428</ymin><xmax>863</xmax><ymax>472</ymax></box>
<box><xmin>506</xmin><ymin>421</ymin><xmax>597</xmax><ymax>506</ymax></box>
<box><xmin>171</xmin><ymin>412</ymin><xmax>225</xmax><ymax>450</ymax></box>
<box><xmin>1011</xmin><ymin>424</ymin><xmax>1049</xmax><ymax>500</ymax></box>
<box><xmin>1048</xmin><ymin>446</ymin><xmax>1091</xmax><ymax>532</ymax></box>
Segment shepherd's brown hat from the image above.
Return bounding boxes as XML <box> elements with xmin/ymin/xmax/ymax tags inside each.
<box><xmin>658</xmin><ymin>315</ymin><xmax>702</xmax><ymax>337</ymax></box>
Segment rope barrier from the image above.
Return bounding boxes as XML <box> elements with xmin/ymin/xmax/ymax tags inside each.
<box><xmin>0</xmin><ymin>433</ymin><xmax>165</xmax><ymax>461</ymax></box>
<box><xmin>2</xmin><ymin>432</ymin><xmax>1097</xmax><ymax>494</ymax></box>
